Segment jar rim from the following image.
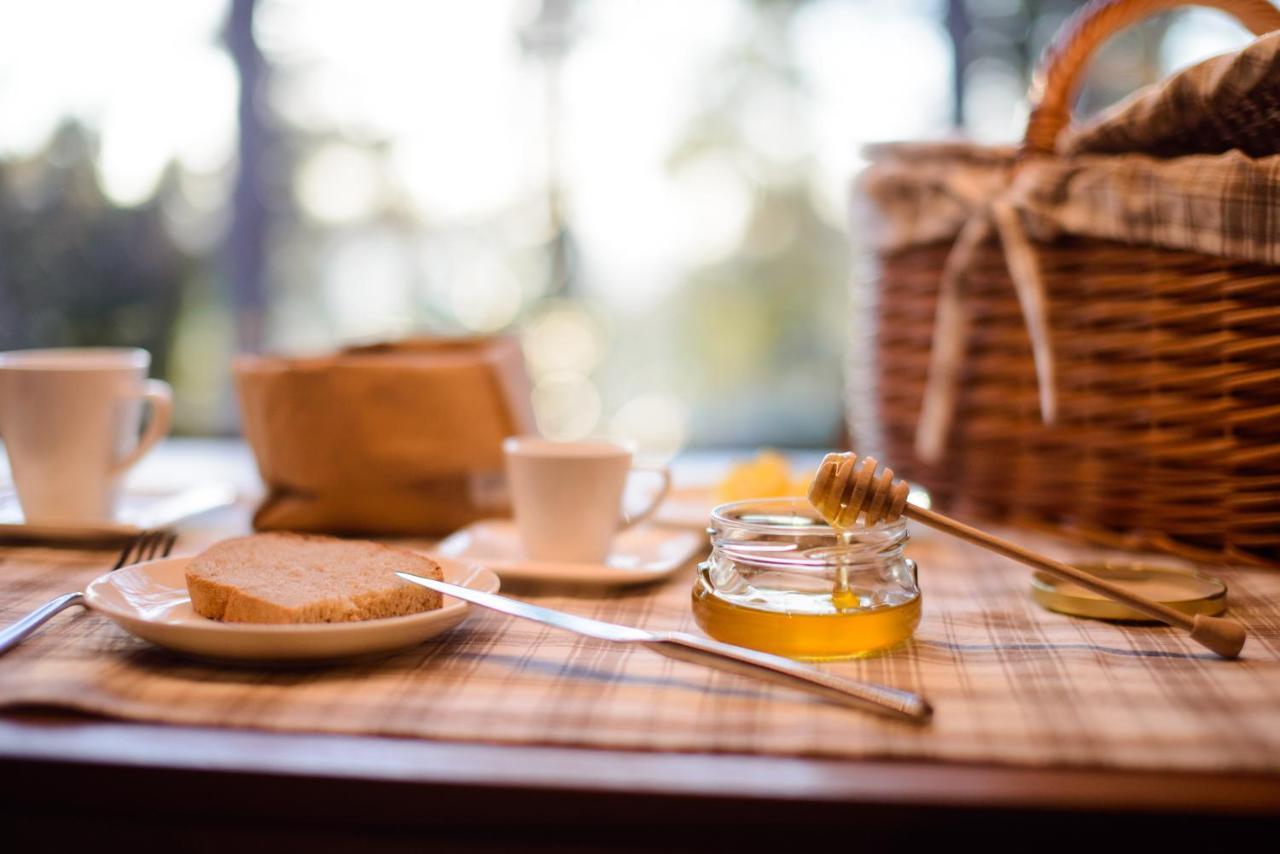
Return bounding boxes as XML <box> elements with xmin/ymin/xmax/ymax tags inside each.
<box><xmin>710</xmin><ymin>497</ymin><xmax>907</xmax><ymax>537</ymax></box>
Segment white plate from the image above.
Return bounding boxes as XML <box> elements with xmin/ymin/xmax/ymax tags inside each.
<box><xmin>83</xmin><ymin>554</ymin><xmax>498</xmax><ymax>663</ymax></box>
<box><xmin>436</xmin><ymin>519</ymin><xmax>705</xmax><ymax>585</ymax></box>
<box><xmin>0</xmin><ymin>482</ymin><xmax>238</xmax><ymax>542</ymax></box>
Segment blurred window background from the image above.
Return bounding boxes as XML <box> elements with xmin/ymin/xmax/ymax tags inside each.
<box><xmin>0</xmin><ymin>0</ymin><xmax>1254</xmax><ymax>451</ymax></box>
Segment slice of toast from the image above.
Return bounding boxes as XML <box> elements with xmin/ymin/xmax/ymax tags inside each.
<box><xmin>186</xmin><ymin>532</ymin><xmax>443</xmax><ymax>624</ymax></box>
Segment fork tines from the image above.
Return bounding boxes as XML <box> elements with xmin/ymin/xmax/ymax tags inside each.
<box><xmin>112</xmin><ymin>530</ymin><xmax>178</xmax><ymax>570</ymax></box>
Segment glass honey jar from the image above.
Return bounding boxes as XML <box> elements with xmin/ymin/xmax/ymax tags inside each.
<box><xmin>692</xmin><ymin>498</ymin><xmax>920</xmax><ymax>660</ymax></box>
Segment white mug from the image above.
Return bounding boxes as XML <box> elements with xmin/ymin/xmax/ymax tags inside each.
<box><xmin>0</xmin><ymin>348</ymin><xmax>173</xmax><ymax>524</ymax></box>
<box><xmin>503</xmin><ymin>437</ymin><xmax>671</xmax><ymax>563</ymax></box>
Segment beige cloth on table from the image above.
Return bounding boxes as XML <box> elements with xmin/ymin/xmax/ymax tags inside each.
<box><xmin>235</xmin><ymin>337</ymin><xmax>535</xmax><ymax>537</ymax></box>
<box><xmin>1</xmin><ymin>520</ymin><xmax>1279</xmax><ymax>772</ymax></box>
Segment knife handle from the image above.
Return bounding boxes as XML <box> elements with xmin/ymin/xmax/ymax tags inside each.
<box><xmin>644</xmin><ymin>632</ymin><xmax>932</xmax><ymax>724</ymax></box>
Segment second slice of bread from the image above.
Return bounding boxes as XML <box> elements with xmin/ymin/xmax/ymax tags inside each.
<box><xmin>186</xmin><ymin>532</ymin><xmax>443</xmax><ymax>624</ymax></box>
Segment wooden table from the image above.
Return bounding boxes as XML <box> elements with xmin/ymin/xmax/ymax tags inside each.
<box><xmin>1</xmin><ymin>441</ymin><xmax>1277</xmax><ymax>848</ymax></box>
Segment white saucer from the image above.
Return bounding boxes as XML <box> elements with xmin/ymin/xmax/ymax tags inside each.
<box><xmin>84</xmin><ymin>554</ymin><xmax>498</xmax><ymax>663</ymax></box>
<box><xmin>0</xmin><ymin>482</ymin><xmax>238</xmax><ymax>542</ymax></box>
<box><xmin>436</xmin><ymin>519</ymin><xmax>705</xmax><ymax>585</ymax></box>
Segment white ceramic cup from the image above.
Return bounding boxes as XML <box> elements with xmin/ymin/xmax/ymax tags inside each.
<box><xmin>0</xmin><ymin>348</ymin><xmax>173</xmax><ymax>524</ymax></box>
<box><xmin>503</xmin><ymin>437</ymin><xmax>672</xmax><ymax>563</ymax></box>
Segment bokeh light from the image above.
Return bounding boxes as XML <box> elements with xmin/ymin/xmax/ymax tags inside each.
<box><xmin>449</xmin><ymin>260</ymin><xmax>522</xmax><ymax>333</ymax></box>
<box><xmin>532</xmin><ymin>372</ymin><xmax>602</xmax><ymax>440</ymax></box>
<box><xmin>322</xmin><ymin>231</ymin><xmax>416</xmax><ymax>341</ymax></box>
<box><xmin>296</xmin><ymin>143</ymin><xmax>384</xmax><ymax>225</ymax></box>
<box><xmin>522</xmin><ymin>304</ymin><xmax>603</xmax><ymax>377</ymax></box>
<box><xmin>609</xmin><ymin>393</ymin><xmax>689</xmax><ymax>460</ymax></box>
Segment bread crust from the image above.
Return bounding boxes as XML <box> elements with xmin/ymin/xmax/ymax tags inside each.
<box><xmin>185</xmin><ymin>532</ymin><xmax>443</xmax><ymax>624</ymax></box>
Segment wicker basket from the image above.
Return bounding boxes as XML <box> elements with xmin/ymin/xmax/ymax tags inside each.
<box><xmin>853</xmin><ymin>0</ymin><xmax>1280</xmax><ymax>568</ymax></box>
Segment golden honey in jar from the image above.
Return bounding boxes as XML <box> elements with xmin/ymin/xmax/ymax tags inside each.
<box><xmin>691</xmin><ymin>498</ymin><xmax>920</xmax><ymax>660</ymax></box>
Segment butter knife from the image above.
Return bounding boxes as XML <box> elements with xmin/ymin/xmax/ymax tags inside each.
<box><xmin>396</xmin><ymin>572</ymin><xmax>932</xmax><ymax>723</ymax></box>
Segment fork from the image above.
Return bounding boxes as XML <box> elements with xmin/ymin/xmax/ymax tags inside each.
<box><xmin>0</xmin><ymin>530</ymin><xmax>177</xmax><ymax>656</ymax></box>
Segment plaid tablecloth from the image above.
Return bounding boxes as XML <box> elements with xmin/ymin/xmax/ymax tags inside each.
<box><xmin>1</xmin><ymin>506</ymin><xmax>1278</xmax><ymax>772</ymax></box>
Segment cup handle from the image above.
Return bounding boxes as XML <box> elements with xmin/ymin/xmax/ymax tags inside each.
<box><xmin>112</xmin><ymin>379</ymin><xmax>173</xmax><ymax>475</ymax></box>
<box><xmin>620</xmin><ymin>464</ymin><xmax>671</xmax><ymax>530</ymax></box>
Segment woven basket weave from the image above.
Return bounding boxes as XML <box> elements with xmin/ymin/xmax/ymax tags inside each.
<box><xmin>857</xmin><ymin>0</ymin><xmax>1280</xmax><ymax>568</ymax></box>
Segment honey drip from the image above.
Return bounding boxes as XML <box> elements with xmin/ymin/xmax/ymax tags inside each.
<box><xmin>808</xmin><ymin>453</ymin><xmax>912</xmax><ymax>607</ymax></box>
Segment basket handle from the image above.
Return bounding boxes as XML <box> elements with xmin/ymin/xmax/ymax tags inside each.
<box><xmin>1022</xmin><ymin>0</ymin><xmax>1280</xmax><ymax>154</ymax></box>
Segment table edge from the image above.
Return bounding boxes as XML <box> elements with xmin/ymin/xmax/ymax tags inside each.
<box><xmin>2</xmin><ymin>715</ymin><xmax>1278</xmax><ymax>817</ymax></box>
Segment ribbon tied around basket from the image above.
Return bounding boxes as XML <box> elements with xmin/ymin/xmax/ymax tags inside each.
<box><xmin>912</xmin><ymin>0</ymin><xmax>1280</xmax><ymax>463</ymax></box>
<box><xmin>914</xmin><ymin>190</ymin><xmax>1054</xmax><ymax>463</ymax></box>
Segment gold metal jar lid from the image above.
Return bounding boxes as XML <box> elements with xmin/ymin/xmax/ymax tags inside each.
<box><xmin>1030</xmin><ymin>561</ymin><xmax>1227</xmax><ymax>622</ymax></box>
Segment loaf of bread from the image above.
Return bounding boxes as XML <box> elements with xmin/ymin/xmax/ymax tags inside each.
<box><xmin>186</xmin><ymin>532</ymin><xmax>443</xmax><ymax>624</ymax></box>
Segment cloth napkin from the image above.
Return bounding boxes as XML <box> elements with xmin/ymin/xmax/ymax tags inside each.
<box><xmin>1064</xmin><ymin>29</ymin><xmax>1280</xmax><ymax>158</ymax></box>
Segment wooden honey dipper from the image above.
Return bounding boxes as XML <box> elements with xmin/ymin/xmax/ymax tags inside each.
<box><xmin>809</xmin><ymin>452</ymin><xmax>1247</xmax><ymax>659</ymax></box>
